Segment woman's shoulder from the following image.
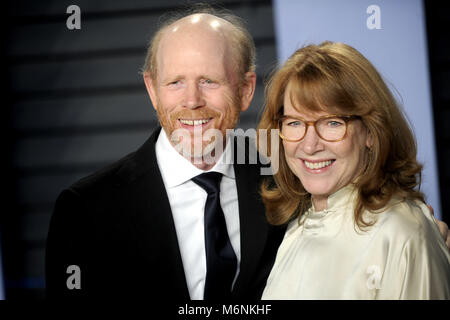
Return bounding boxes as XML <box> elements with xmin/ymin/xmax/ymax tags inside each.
<box><xmin>368</xmin><ymin>199</ymin><xmax>450</xmax><ymax>300</ymax></box>
<box><xmin>371</xmin><ymin>198</ymin><xmax>439</xmax><ymax>243</ymax></box>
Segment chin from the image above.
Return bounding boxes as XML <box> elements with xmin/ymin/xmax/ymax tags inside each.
<box><xmin>301</xmin><ymin>180</ymin><xmax>334</xmax><ymax>198</ymax></box>
<box><xmin>193</xmin><ymin>141</ymin><xmax>217</xmax><ymax>158</ymax></box>
<box><xmin>177</xmin><ymin>140</ymin><xmax>219</xmax><ymax>160</ymax></box>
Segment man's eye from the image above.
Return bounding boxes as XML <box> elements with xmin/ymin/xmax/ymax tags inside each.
<box><xmin>167</xmin><ymin>80</ymin><xmax>183</xmax><ymax>88</ymax></box>
<box><xmin>200</xmin><ymin>79</ymin><xmax>219</xmax><ymax>88</ymax></box>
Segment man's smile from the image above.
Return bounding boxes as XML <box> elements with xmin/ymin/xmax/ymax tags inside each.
<box><xmin>179</xmin><ymin>118</ymin><xmax>212</xmax><ymax>126</ymax></box>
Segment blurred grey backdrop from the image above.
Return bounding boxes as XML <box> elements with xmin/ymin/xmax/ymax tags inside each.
<box><xmin>2</xmin><ymin>0</ymin><xmax>449</xmax><ymax>300</ymax></box>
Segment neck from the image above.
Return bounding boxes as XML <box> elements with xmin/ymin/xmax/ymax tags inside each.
<box><xmin>187</xmin><ymin>140</ymin><xmax>227</xmax><ymax>171</ymax></box>
<box><xmin>312</xmin><ymin>195</ymin><xmax>328</xmax><ymax>212</ymax></box>
<box><xmin>191</xmin><ymin>158</ymin><xmax>216</xmax><ymax>171</ymax></box>
<box><xmin>165</xmin><ymin>129</ymin><xmax>230</xmax><ymax>171</ymax></box>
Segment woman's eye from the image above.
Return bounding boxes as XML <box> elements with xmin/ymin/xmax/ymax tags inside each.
<box><xmin>327</xmin><ymin>120</ymin><xmax>344</xmax><ymax>127</ymax></box>
<box><xmin>287</xmin><ymin>120</ymin><xmax>302</xmax><ymax>127</ymax></box>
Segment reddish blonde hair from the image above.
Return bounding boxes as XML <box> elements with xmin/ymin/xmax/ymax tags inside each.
<box><xmin>257</xmin><ymin>41</ymin><xmax>424</xmax><ymax>229</ymax></box>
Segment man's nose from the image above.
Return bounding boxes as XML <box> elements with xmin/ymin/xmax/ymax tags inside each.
<box><xmin>300</xmin><ymin>125</ymin><xmax>324</xmax><ymax>154</ymax></box>
<box><xmin>184</xmin><ymin>83</ymin><xmax>205</xmax><ymax>109</ymax></box>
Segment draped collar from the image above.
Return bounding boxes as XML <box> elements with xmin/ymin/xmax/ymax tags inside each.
<box><xmin>296</xmin><ymin>184</ymin><xmax>359</xmax><ymax>235</ymax></box>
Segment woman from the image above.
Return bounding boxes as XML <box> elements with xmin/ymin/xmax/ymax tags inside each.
<box><xmin>257</xmin><ymin>41</ymin><xmax>450</xmax><ymax>299</ymax></box>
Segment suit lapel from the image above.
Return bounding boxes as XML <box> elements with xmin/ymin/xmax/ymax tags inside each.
<box><xmin>115</xmin><ymin>127</ymin><xmax>190</xmax><ymax>300</ymax></box>
<box><xmin>231</xmin><ymin>136</ymin><xmax>270</xmax><ymax>298</ymax></box>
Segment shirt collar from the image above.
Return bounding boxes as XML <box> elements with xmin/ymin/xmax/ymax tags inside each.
<box><xmin>325</xmin><ymin>184</ymin><xmax>358</xmax><ymax>211</ymax></box>
<box><xmin>309</xmin><ymin>184</ymin><xmax>358</xmax><ymax>215</ymax></box>
<box><xmin>155</xmin><ymin>128</ymin><xmax>235</xmax><ymax>188</ymax></box>
<box><xmin>297</xmin><ymin>184</ymin><xmax>358</xmax><ymax>233</ymax></box>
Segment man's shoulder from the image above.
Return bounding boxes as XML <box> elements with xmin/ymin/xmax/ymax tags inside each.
<box><xmin>67</xmin><ymin>128</ymin><xmax>161</xmax><ymax>197</ymax></box>
<box><xmin>69</xmin><ymin>151</ymin><xmax>138</xmax><ymax>196</ymax></box>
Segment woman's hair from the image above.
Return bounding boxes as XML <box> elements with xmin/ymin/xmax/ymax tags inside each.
<box><xmin>257</xmin><ymin>41</ymin><xmax>424</xmax><ymax>229</ymax></box>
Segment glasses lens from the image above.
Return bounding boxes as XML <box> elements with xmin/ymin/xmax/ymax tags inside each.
<box><xmin>280</xmin><ymin>118</ymin><xmax>306</xmax><ymax>140</ymax></box>
<box><xmin>316</xmin><ymin>117</ymin><xmax>347</xmax><ymax>141</ymax></box>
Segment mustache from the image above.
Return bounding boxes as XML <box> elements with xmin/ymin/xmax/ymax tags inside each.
<box><xmin>170</xmin><ymin>108</ymin><xmax>221</xmax><ymax>120</ymax></box>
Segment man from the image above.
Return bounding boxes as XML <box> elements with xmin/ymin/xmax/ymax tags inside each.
<box><xmin>46</xmin><ymin>5</ymin><xmax>449</xmax><ymax>300</ymax></box>
<box><xmin>46</xmin><ymin>7</ymin><xmax>283</xmax><ymax>300</ymax></box>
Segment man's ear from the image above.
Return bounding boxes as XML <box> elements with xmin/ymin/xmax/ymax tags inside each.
<box><xmin>143</xmin><ymin>72</ymin><xmax>158</xmax><ymax>111</ymax></box>
<box><xmin>239</xmin><ymin>71</ymin><xmax>256</xmax><ymax>112</ymax></box>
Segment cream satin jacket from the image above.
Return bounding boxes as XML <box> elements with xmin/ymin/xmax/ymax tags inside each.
<box><xmin>262</xmin><ymin>185</ymin><xmax>450</xmax><ymax>300</ymax></box>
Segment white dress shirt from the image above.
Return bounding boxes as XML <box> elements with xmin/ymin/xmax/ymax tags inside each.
<box><xmin>155</xmin><ymin>129</ymin><xmax>241</xmax><ymax>300</ymax></box>
<box><xmin>262</xmin><ymin>185</ymin><xmax>450</xmax><ymax>299</ymax></box>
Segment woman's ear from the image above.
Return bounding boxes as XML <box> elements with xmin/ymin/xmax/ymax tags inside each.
<box><xmin>366</xmin><ymin>130</ymin><xmax>374</xmax><ymax>149</ymax></box>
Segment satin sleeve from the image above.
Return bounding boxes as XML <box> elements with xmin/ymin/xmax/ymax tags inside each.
<box><xmin>378</xmin><ymin>206</ymin><xmax>450</xmax><ymax>300</ymax></box>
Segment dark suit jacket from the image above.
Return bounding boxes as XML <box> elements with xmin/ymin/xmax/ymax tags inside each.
<box><xmin>45</xmin><ymin>127</ymin><xmax>285</xmax><ymax>300</ymax></box>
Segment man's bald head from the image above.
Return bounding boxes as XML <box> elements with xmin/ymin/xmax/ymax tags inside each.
<box><xmin>143</xmin><ymin>6</ymin><xmax>256</xmax><ymax>84</ymax></box>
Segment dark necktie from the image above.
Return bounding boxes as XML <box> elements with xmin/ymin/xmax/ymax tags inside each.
<box><xmin>192</xmin><ymin>172</ymin><xmax>237</xmax><ymax>300</ymax></box>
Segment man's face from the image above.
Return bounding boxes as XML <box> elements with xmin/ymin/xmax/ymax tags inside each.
<box><xmin>144</xmin><ymin>18</ymin><xmax>255</xmax><ymax>165</ymax></box>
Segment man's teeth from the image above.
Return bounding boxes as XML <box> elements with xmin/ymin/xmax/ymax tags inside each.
<box><xmin>304</xmin><ymin>160</ymin><xmax>333</xmax><ymax>170</ymax></box>
<box><xmin>179</xmin><ymin>119</ymin><xmax>210</xmax><ymax>126</ymax></box>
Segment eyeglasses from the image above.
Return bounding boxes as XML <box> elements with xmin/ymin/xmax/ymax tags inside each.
<box><xmin>277</xmin><ymin>114</ymin><xmax>360</xmax><ymax>142</ymax></box>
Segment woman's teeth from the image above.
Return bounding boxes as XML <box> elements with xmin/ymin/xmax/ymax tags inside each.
<box><xmin>304</xmin><ymin>160</ymin><xmax>333</xmax><ymax>170</ymax></box>
<box><xmin>179</xmin><ymin>119</ymin><xmax>210</xmax><ymax>126</ymax></box>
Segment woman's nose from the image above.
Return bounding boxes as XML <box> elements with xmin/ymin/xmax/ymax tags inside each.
<box><xmin>300</xmin><ymin>125</ymin><xmax>324</xmax><ymax>154</ymax></box>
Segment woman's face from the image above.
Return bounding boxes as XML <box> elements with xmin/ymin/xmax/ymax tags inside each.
<box><xmin>282</xmin><ymin>84</ymin><xmax>371</xmax><ymax>207</ymax></box>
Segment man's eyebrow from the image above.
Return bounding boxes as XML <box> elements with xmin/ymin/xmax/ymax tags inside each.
<box><xmin>201</xmin><ymin>75</ymin><xmax>227</xmax><ymax>83</ymax></box>
<box><xmin>160</xmin><ymin>75</ymin><xmax>184</xmax><ymax>83</ymax></box>
<box><xmin>161</xmin><ymin>74</ymin><xmax>227</xmax><ymax>83</ymax></box>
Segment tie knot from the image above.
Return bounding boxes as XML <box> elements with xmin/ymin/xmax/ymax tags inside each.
<box><xmin>192</xmin><ymin>172</ymin><xmax>223</xmax><ymax>195</ymax></box>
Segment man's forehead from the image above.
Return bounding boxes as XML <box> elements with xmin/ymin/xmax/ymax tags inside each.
<box><xmin>157</xmin><ymin>14</ymin><xmax>232</xmax><ymax>65</ymax></box>
<box><xmin>154</xmin><ymin>13</ymin><xmax>237</xmax><ymax>82</ymax></box>
<box><xmin>168</xmin><ymin>13</ymin><xmax>232</xmax><ymax>33</ymax></box>
<box><xmin>157</xmin><ymin>13</ymin><xmax>233</xmax><ymax>50</ymax></box>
